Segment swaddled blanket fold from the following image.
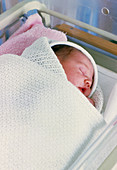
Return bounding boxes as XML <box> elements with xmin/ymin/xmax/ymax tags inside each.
<box><xmin>0</xmin><ymin>37</ymin><xmax>106</xmax><ymax>170</ymax></box>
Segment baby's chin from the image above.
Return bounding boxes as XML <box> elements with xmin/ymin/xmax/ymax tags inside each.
<box><xmin>87</xmin><ymin>97</ymin><xmax>95</xmax><ymax>106</ymax></box>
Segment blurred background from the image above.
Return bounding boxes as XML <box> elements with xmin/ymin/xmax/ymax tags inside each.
<box><xmin>0</xmin><ymin>0</ymin><xmax>117</xmax><ymax>35</ymax></box>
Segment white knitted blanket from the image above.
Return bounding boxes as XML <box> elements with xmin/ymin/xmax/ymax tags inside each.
<box><xmin>0</xmin><ymin>37</ymin><xmax>106</xmax><ymax>170</ymax></box>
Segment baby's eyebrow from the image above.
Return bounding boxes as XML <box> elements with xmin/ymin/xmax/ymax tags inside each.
<box><xmin>82</xmin><ymin>63</ymin><xmax>90</xmax><ymax>72</ymax></box>
<box><xmin>83</xmin><ymin>63</ymin><xmax>88</xmax><ymax>69</ymax></box>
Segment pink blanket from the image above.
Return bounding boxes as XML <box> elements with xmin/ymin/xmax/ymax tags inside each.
<box><xmin>0</xmin><ymin>14</ymin><xmax>67</xmax><ymax>56</ymax></box>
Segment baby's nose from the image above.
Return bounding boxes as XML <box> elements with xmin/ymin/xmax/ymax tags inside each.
<box><xmin>84</xmin><ymin>79</ymin><xmax>92</xmax><ymax>88</ymax></box>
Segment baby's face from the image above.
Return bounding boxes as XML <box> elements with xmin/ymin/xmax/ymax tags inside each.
<box><xmin>60</xmin><ymin>49</ymin><xmax>94</xmax><ymax>97</ymax></box>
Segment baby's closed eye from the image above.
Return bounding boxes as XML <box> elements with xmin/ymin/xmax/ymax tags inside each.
<box><xmin>79</xmin><ymin>67</ymin><xmax>87</xmax><ymax>76</ymax></box>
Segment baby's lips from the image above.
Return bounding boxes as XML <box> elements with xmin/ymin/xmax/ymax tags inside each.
<box><xmin>78</xmin><ymin>87</ymin><xmax>91</xmax><ymax>97</ymax></box>
<box><xmin>78</xmin><ymin>87</ymin><xmax>83</xmax><ymax>93</ymax></box>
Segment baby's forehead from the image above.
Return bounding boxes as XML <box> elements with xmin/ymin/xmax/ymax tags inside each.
<box><xmin>71</xmin><ymin>49</ymin><xmax>94</xmax><ymax>71</ymax></box>
<box><xmin>71</xmin><ymin>48</ymin><xmax>92</xmax><ymax>62</ymax></box>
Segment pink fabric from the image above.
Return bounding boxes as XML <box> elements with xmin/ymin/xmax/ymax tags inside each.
<box><xmin>0</xmin><ymin>14</ymin><xmax>67</xmax><ymax>56</ymax></box>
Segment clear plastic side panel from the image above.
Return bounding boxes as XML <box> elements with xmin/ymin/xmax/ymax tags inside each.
<box><xmin>1</xmin><ymin>0</ymin><xmax>117</xmax><ymax>38</ymax></box>
<box><xmin>41</xmin><ymin>0</ymin><xmax>117</xmax><ymax>38</ymax></box>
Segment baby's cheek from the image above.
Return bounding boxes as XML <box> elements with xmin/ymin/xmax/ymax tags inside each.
<box><xmin>66</xmin><ymin>73</ymin><xmax>79</xmax><ymax>87</ymax></box>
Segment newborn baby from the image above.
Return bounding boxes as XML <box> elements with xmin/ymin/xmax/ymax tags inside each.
<box><xmin>51</xmin><ymin>41</ymin><xmax>98</xmax><ymax>105</ymax></box>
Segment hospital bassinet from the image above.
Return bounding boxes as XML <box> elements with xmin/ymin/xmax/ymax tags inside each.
<box><xmin>0</xmin><ymin>0</ymin><xmax>117</xmax><ymax>169</ymax></box>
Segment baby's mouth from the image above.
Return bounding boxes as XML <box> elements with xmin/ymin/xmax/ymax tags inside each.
<box><xmin>78</xmin><ymin>87</ymin><xmax>91</xmax><ymax>97</ymax></box>
<box><xmin>78</xmin><ymin>87</ymin><xmax>83</xmax><ymax>93</ymax></box>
